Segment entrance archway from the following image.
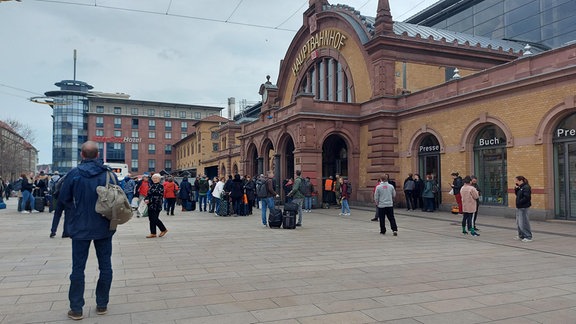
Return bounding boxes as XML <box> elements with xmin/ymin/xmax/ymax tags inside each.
<box><xmin>322</xmin><ymin>134</ymin><xmax>348</xmax><ymax>179</ymax></box>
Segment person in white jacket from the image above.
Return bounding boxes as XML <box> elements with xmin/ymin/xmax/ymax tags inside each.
<box><xmin>374</xmin><ymin>174</ymin><xmax>398</xmax><ymax>236</ymax></box>
<box><xmin>212</xmin><ymin>177</ymin><xmax>225</xmax><ymax>215</ymax></box>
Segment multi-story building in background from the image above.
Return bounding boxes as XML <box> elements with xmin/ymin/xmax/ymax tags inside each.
<box><xmin>45</xmin><ymin>79</ymin><xmax>223</xmax><ymax>174</ymax></box>
<box><xmin>405</xmin><ymin>0</ymin><xmax>576</xmax><ymax>50</ymax></box>
<box><xmin>0</xmin><ymin>120</ymin><xmax>38</xmax><ymax>180</ymax></box>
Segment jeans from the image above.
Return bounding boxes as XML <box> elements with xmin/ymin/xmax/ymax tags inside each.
<box><xmin>69</xmin><ymin>237</ymin><xmax>113</xmax><ymax>313</ymax></box>
<box><xmin>292</xmin><ymin>198</ymin><xmax>303</xmax><ymax>224</ymax></box>
<box><xmin>20</xmin><ymin>190</ymin><xmax>35</xmax><ymax>211</ymax></box>
<box><xmin>304</xmin><ymin>196</ymin><xmax>312</xmax><ymax>210</ymax></box>
<box><xmin>341</xmin><ymin>198</ymin><xmax>350</xmax><ymax>214</ymax></box>
<box><xmin>404</xmin><ymin>190</ymin><xmax>414</xmax><ymax>210</ymax></box>
<box><xmin>261</xmin><ymin>197</ymin><xmax>275</xmax><ymax>225</ymax></box>
<box><xmin>516</xmin><ymin>208</ymin><xmax>532</xmax><ymax>239</ymax></box>
<box><xmin>198</xmin><ymin>195</ymin><xmax>207</xmax><ymax>211</ymax></box>
<box><xmin>462</xmin><ymin>212</ymin><xmax>473</xmax><ymax>231</ymax></box>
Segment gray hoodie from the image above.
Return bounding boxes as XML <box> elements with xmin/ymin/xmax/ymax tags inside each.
<box><xmin>374</xmin><ymin>181</ymin><xmax>396</xmax><ymax>208</ymax></box>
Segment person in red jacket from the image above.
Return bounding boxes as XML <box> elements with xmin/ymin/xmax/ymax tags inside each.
<box><xmin>163</xmin><ymin>176</ymin><xmax>179</xmax><ymax>216</ymax></box>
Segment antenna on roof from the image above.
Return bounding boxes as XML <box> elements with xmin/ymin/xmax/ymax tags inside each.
<box><xmin>73</xmin><ymin>49</ymin><xmax>77</xmax><ymax>81</ymax></box>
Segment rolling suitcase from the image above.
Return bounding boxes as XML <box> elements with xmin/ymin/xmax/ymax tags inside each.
<box><xmin>34</xmin><ymin>196</ymin><xmax>45</xmax><ymax>212</ymax></box>
<box><xmin>217</xmin><ymin>198</ymin><xmax>229</xmax><ymax>216</ymax></box>
<box><xmin>268</xmin><ymin>208</ymin><xmax>283</xmax><ymax>228</ymax></box>
<box><xmin>282</xmin><ymin>210</ymin><xmax>296</xmax><ymax>229</ymax></box>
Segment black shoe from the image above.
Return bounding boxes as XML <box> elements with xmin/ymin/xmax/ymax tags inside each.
<box><xmin>371</xmin><ymin>218</ymin><xmax>378</xmax><ymax>221</ymax></box>
<box><xmin>474</xmin><ymin>227</ymin><xmax>479</xmax><ymax>231</ymax></box>
<box><xmin>380</xmin><ymin>232</ymin><xmax>386</xmax><ymax>235</ymax></box>
<box><xmin>62</xmin><ymin>234</ymin><xmax>70</xmax><ymax>238</ymax></box>
<box><xmin>50</xmin><ymin>232</ymin><xmax>56</xmax><ymax>238</ymax></box>
<box><xmin>296</xmin><ymin>223</ymin><xmax>302</xmax><ymax>227</ymax></box>
<box><xmin>67</xmin><ymin>310</ymin><xmax>83</xmax><ymax>320</ymax></box>
<box><xmin>393</xmin><ymin>231</ymin><xmax>398</xmax><ymax>236</ymax></box>
<box><xmin>96</xmin><ymin>306</ymin><xmax>108</xmax><ymax>315</ymax></box>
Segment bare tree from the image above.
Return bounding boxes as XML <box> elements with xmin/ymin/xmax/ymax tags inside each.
<box><xmin>5</xmin><ymin>119</ymin><xmax>36</xmax><ymax>145</ymax></box>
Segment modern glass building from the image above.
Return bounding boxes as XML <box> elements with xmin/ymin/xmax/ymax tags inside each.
<box><xmin>406</xmin><ymin>0</ymin><xmax>576</xmax><ymax>50</ymax></box>
<box><xmin>45</xmin><ymin>80</ymin><xmax>92</xmax><ymax>173</ymax></box>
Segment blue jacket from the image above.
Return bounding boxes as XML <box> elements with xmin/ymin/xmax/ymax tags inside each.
<box><xmin>60</xmin><ymin>159</ymin><xmax>116</xmax><ymax>240</ymax></box>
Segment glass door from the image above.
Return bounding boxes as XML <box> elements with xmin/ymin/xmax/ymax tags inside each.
<box><xmin>555</xmin><ymin>142</ymin><xmax>576</xmax><ymax>220</ymax></box>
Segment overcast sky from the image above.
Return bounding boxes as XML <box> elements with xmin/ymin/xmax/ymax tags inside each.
<box><xmin>0</xmin><ymin>0</ymin><xmax>439</xmax><ymax>164</ymax></box>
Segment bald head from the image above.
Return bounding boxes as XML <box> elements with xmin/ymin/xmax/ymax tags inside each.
<box><xmin>81</xmin><ymin>141</ymin><xmax>99</xmax><ymax>160</ymax></box>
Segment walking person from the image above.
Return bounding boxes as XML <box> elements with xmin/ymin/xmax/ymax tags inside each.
<box><xmin>514</xmin><ymin>175</ymin><xmax>533</xmax><ymax>242</ymax></box>
<box><xmin>135</xmin><ymin>173</ymin><xmax>150</xmax><ymax>217</ymax></box>
<box><xmin>287</xmin><ymin>170</ymin><xmax>304</xmax><ymax>226</ymax></box>
<box><xmin>58</xmin><ymin>141</ymin><xmax>114</xmax><ymax>320</ymax></box>
<box><xmin>144</xmin><ymin>173</ymin><xmax>168</xmax><ymax>238</ymax></box>
<box><xmin>460</xmin><ymin>176</ymin><xmax>480</xmax><ymax>236</ymax></box>
<box><xmin>49</xmin><ymin>174</ymin><xmax>68</xmax><ymax>238</ymax></box>
<box><xmin>163</xmin><ymin>176</ymin><xmax>178</xmax><ymax>216</ymax></box>
<box><xmin>339</xmin><ymin>178</ymin><xmax>351</xmax><ymax>216</ymax></box>
<box><xmin>374</xmin><ymin>174</ymin><xmax>398</xmax><ymax>236</ymax></box>
<box><xmin>122</xmin><ymin>174</ymin><xmax>136</xmax><ymax>207</ymax></box>
<box><xmin>450</xmin><ymin>172</ymin><xmax>464</xmax><ymax>214</ymax></box>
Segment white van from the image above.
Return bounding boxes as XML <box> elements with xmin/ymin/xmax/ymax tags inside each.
<box><xmin>104</xmin><ymin>162</ymin><xmax>129</xmax><ymax>180</ymax></box>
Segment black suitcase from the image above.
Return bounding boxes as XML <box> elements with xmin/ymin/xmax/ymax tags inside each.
<box><xmin>284</xmin><ymin>201</ymin><xmax>299</xmax><ymax>212</ymax></box>
<box><xmin>268</xmin><ymin>208</ymin><xmax>283</xmax><ymax>228</ymax></box>
<box><xmin>217</xmin><ymin>199</ymin><xmax>229</xmax><ymax>216</ymax></box>
<box><xmin>282</xmin><ymin>210</ymin><xmax>296</xmax><ymax>229</ymax></box>
<box><xmin>34</xmin><ymin>196</ymin><xmax>45</xmax><ymax>212</ymax></box>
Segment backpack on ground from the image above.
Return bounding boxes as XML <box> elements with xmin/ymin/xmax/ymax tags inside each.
<box><xmin>256</xmin><ymin>180</ymin><xmax>268</xmax><ymax>198</ymax></box>
<box><xmin>96</xmin><ymin>171</ymin><xmax>133</xmax><ymax>231</ymax></box>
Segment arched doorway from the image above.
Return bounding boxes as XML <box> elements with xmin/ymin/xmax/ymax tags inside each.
<box><xmin>473</xmin><ymin>125</ymin><xmax>508</xmax><ymax>206</ymax></box>
<box><xmin>284</xmin><ymin>137</ymin><xmax>295</xmax><ymax>180</ymax></box>
<box><xmin>553</xmin><ymin>113</ymin><xmax>576</xmax><ymax>220</ymax></box>
<box><xmin>322</xmin><ymin>134</ymin><xmax>348</xmax><ymax>179</ymax></box>
<box><xmin>418</xmin><ymin>134</ymin><xmax>442</xmax><ymax>205</ymax></box>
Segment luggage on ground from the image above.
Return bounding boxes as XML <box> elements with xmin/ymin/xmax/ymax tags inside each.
<box><xmin>284</xmin><ymin>201</ymin><xmax>299</xmax><ymax>212</ymax></box>
<box><xmin>282</xmin><ymin>210</ymin><xmax>296</xmax><ymax>229</ymax></box>
<box><xmin>186</xmin><ymin>200</ymin><xmax>196</xmax><ymax>211</ymax></box>
<box><xmin>218</xmin><ymin>195</ymin><xmax>230</xmax><ymax>216</ymax></box>
<box><xmin>34</xmin><ymin>196</ymin><xmax>45</xmax><ymax>212</ymax></box>
<box><xmin>0</xmin><ymin>201</ymin><xmax>6</xmax><ymax>209</ymax></box>
<box><xmin>268</xmin><ymin>208</ymin><xmax>283</xmax><ymax>228</ymax></box>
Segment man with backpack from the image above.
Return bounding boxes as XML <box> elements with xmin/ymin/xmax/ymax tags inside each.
<box><xmin>301</xmin><ymin>177</ymin><xmax>314</xmax><ymax>212</ymax></box>
<box><xmin>287</xmin><ymin>170</ymin><xmax>305</xmax><ymax>227</ymax></box>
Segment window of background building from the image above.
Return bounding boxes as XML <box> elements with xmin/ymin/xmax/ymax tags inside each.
<box><xmin>212</xmin><ymin>143</ymin><xmax>219</xmax><ymax>152</ymax></box>
<box><xmin>132</xmin><ymin>118</ymin><xmax>139</xmax><ymax>129</ymax></box>
<box><xmin>96</xmin><ymin>116</ymin><xmax>104</xmax><ymax>128</ymax></box>
<box><xmin>148</xmin><ymin>159</ymin><xmax>156</xmax><ymax>172</ymax></box>
<box><xmin>179</xmin><ymin>111</ymin><xmax>186</xmax><ymax>118</ymax></box>
<box><xmin>181</xmin><ymin>133</ymin><xmax>187</xmax><ymax>139</ymax></box>
<box><xmin>114</xmin><ymin>107</ymin><xmax>122</xmax><ymax>114</ymax></box>
<box><xmin>165</xmin><ymin>120</ymin><xmax>172</xmax><ymax>131</ymax></box>
<box><xmin>114</xmin><ymin>130</ymin><xmax>121</xmax><ymax>137</ymax></box>
<box><xmin>148</xmin><ymin>119</ymin><xmax>156</xmax><ymax>130</ymax></box>
<box><xmin>165</xmin><ymin>144</ymin><xmax>172</xmax><ymax>154</ymax></box>
<box><xmin>131</xmin><ymin>130</ymin><xmax>139</xmax><ymax>138</ymax></box>
<box><xmin>181</xmin><ymin>121</ymin><xmax>188</xmax><ymax>131</ymax></box>
<box><xmin>165</xmin><ymin>160</ymin><xmax>172</xmax><ymax>171</ymax></box>
<box><xmin>148</xmin><ymin>131</ymin><xmax>156</xmax><ymax>139</ymax></box>
<box><xmin>148</xmin><ymin>109</ymin><xmax>155</xmax><ymax>117</ymax></box>
<box><xmin>197</xmin><ymin>143</ymin><xmax>201</xmax><ymax>154</ymax></box>
<box><xmin>96</xmin><ymin>106</ymin><xmax>104</xmax><ymax>113</ymax></box>
<box><xmin>165</xmin><ymin>132</ymin><xmax>172</xmax><ymax>139</ymax></box>
<box><xmin>211</xmin><ymin>131</ymin><xmax>219</xmax><ymax>140</ymax></box>
<box><xmin>113</xmin><ymin>143</ymin><xmax>121</xmax><ymax>150</ymax></box>
<box><xmin>164</xmin><ymin>110</ymin><xmax>171</xmax><ymax>118</ymax></box>
<box><xmin>114</xmin><ymin>117</ymin><xmax>121</xmax><ymax>128</ymax></box>
<box><xmin>131</xmin><ymin>108</ymin><xmax>139</xmax><ymax>115</ymax></box>
<box><xmin>194</xmin><ymin>112</ymin><xmax>201</xmax><ymax>119</ymax></box>
<box><xmin>148</xmin><ymin>143</ymin><xmax>156</xmax><ymax>154</ymax></box>
<box><xmin>96</xmin><ymin>129</ymin><xmax>104</xmax><ymax>136</ymax></box>
<box><xmin>131</xmin><ymin>159</ymin><xmax>138</xmax><ymax>172</ymax></box>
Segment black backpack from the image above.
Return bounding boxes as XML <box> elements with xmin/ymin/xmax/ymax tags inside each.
<box><xmin>256</xmin><ymin>179</ymin><xmax>268</xmax><ymax>198</ymax></box>
<box><xmin>346</xmin><ymin>182</ymin><xmax>352</xmax><ymax>195</ymax></box>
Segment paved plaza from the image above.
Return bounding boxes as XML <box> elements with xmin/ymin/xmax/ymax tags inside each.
<box><xmin>2</xmin><ymin>198</ymin><xmax>576</xmax><ymax>324</ymax></box>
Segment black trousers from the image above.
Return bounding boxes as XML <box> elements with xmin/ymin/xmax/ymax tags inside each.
<box><xmin>148</xmin><ymin>208</ymin><xmax>167</xmax><ymax>235</ymax></box>
<box><xmin>378</xmin><ymin>206</ymin><xmax>398</xmax><ymax>233</ymax></box>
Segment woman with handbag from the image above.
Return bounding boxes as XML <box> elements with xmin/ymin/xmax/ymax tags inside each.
<box><xmin>144</xmin><ymin>174</ymin><xmax>168</xmax><ymax>238</ymax></box>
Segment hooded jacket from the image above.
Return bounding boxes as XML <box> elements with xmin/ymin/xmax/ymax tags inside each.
<box><xmin>59</xmin><ymin>159</ymin><xmax>115</xmax><ymax>240</ymax></box>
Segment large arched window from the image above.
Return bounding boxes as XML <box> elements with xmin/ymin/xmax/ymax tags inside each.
<box><xmin>299</xmin><ymin>57</ymin><xmax>352</xmax><ymax>103</ymax></box>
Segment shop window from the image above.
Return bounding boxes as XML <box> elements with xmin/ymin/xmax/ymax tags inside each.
<box><xmin>553</xmin><ymin>113</ymin><xmax>576</xmax><ymax>220</ymax></box>
<box><xmin>473</xmin><ymin>125</ymin><xmax>508</xmax><ymax>206</ymax></box>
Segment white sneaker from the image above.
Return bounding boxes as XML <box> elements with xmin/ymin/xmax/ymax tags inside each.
<box><xmin>346</xmin><ymin>213</ymin><xmax>350</xmax><ymax>216</ymax></box>
<box><xmin>521</xmin><ymin>238</ymin><xmax>533</xmax><ymax>242</ymax></box>
<box><xmin>513</xmin><ymin>236</ymin><xmax>520</xmax><ymax>240</ymax></box>
<box><xmin>20</xmin><ymin>211</ymin><xmax>28</xmax><ymax>214</ymax></box>
<box><xmin>338</xmin><ymin>213</ymin><xmax>343</xmax><ymax>216</ymax></box>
